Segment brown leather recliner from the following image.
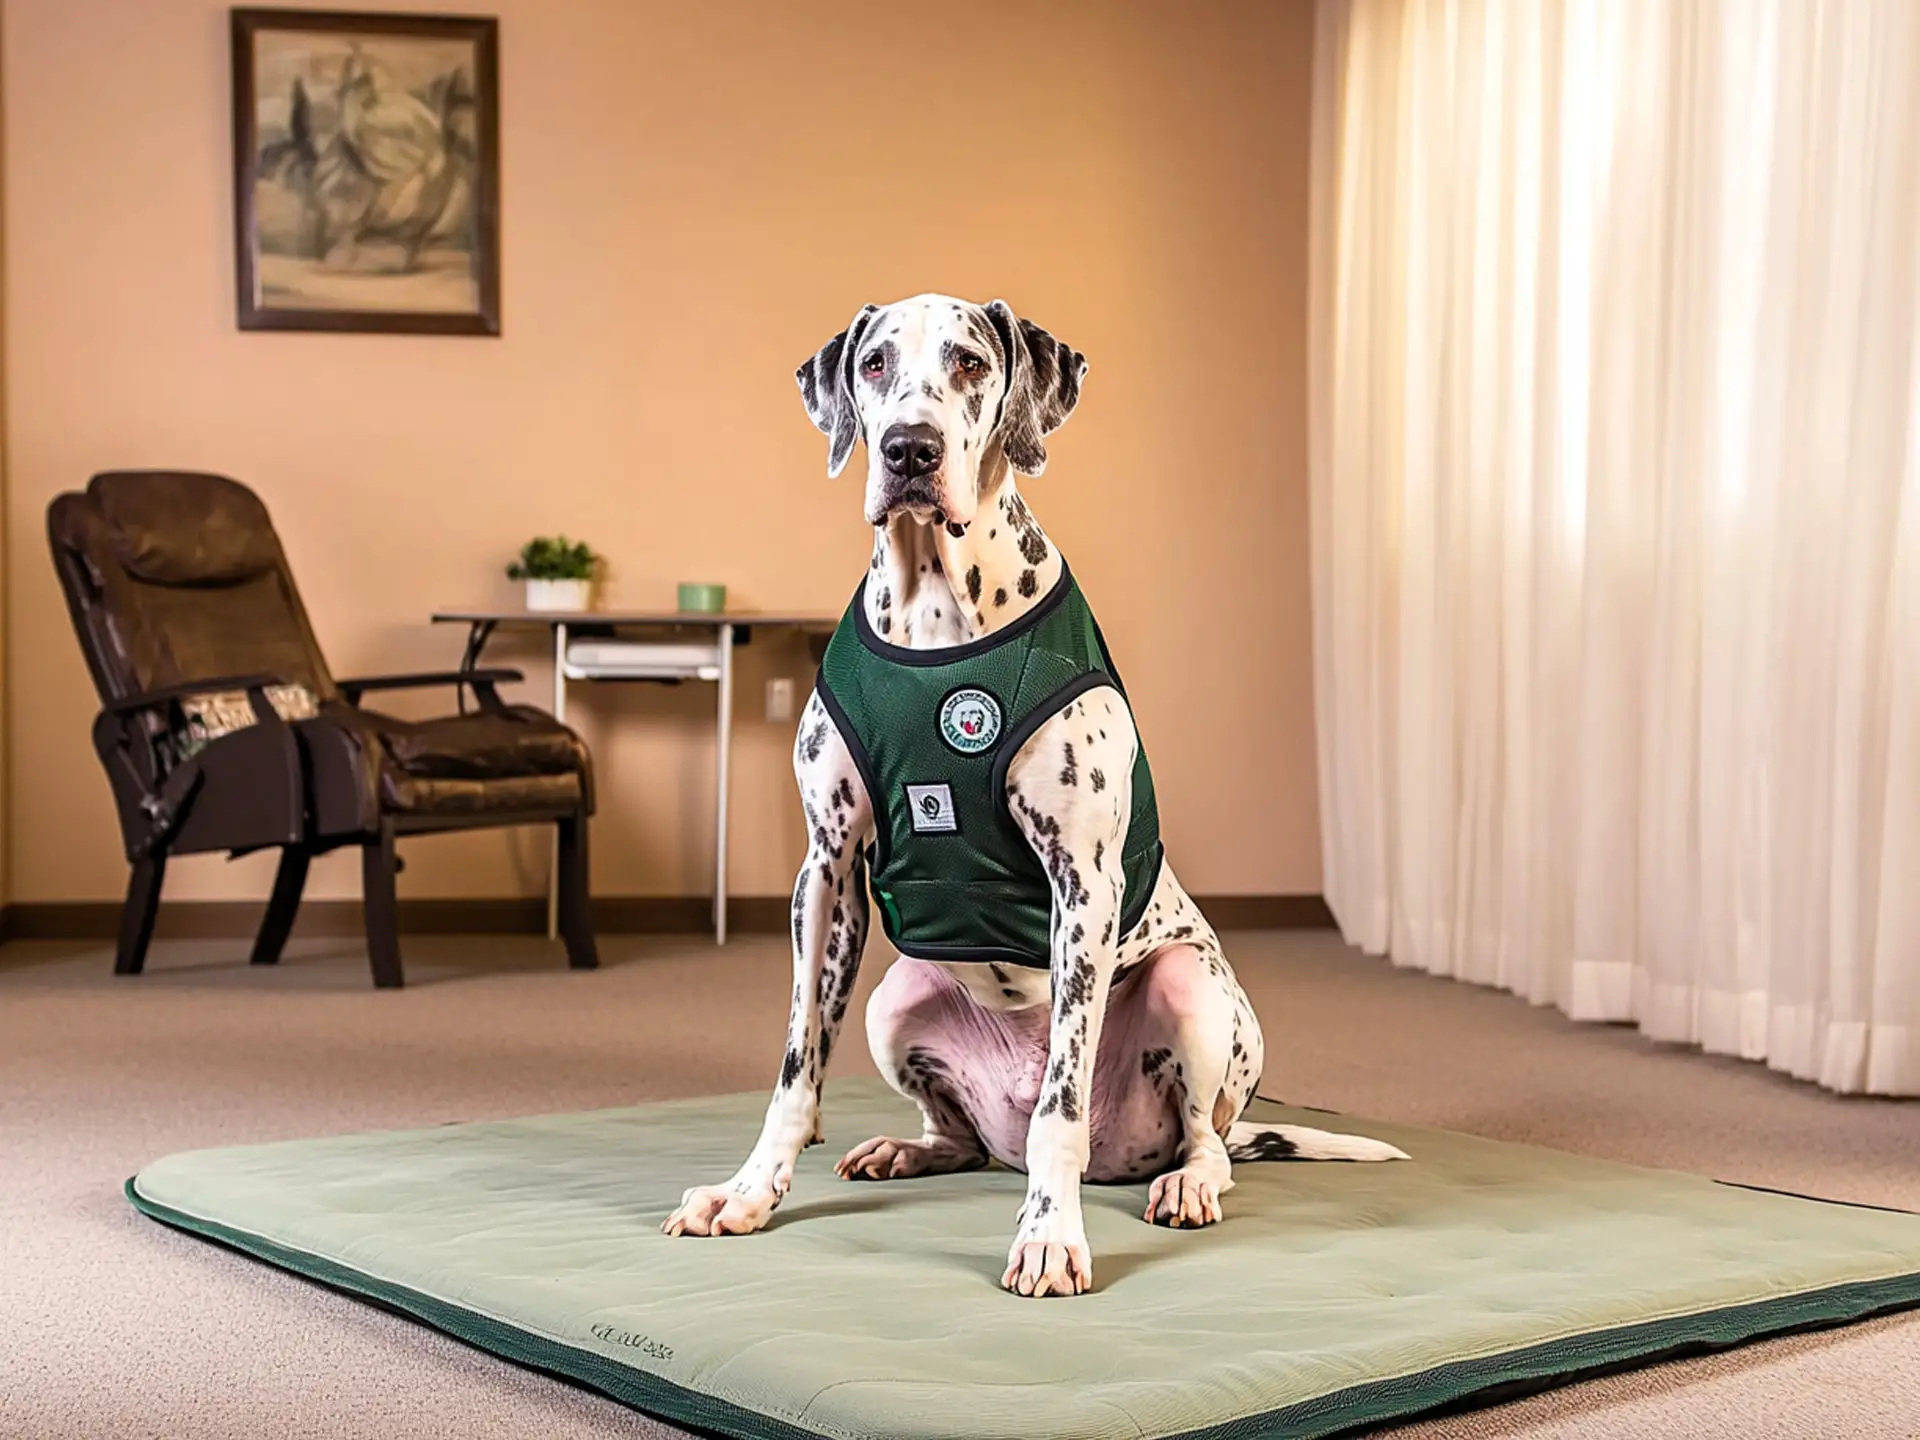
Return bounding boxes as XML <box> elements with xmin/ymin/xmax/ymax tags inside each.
<box><xmin>47</xmin><ymin>470</ymin><xmax>597</xmax><ymax>987</ymax></box>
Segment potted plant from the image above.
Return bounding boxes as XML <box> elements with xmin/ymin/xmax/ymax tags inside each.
<box><xmin>507</xmin><ymin>536</ymin><xmax>599</xmax><ymax>613</ymax></box>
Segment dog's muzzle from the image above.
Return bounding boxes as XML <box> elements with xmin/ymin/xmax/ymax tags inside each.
<box><xmin>876</xmin><ymin>422</ymin><xmax>945</xmax><ymax>514</ymax></box>
<box><xmin>881</xmin><ymin>422</ymin><xmax>943</xmax><ymax>478</ymax></box>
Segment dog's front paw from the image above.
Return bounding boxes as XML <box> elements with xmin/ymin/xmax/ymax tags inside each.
<box><xmin>661</xmin><ymin>1178</ymin><xmax>782</xmax><ymax>1238</ymax></box>
<box><xmin>1002</xmin><ymin>1189</ymin><xmax>1093</xmax><ymax>1297</ymax></box>
<box><xmin>1002</xmin><ymin>1235</ymin><xmax>1093</xmax><ymax>1297</ymax></box>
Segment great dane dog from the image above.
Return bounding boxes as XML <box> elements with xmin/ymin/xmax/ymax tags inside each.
<box><xmin>663</xmin><ymin>294</ymin><xmax>1404</xmax><ymax>1297</ymax></box>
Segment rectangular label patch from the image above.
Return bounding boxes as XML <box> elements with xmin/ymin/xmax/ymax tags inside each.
<box><xmin>905</xmin><ymin>783</ymin><xmax>958</xmax><ymax>834</ymax></box>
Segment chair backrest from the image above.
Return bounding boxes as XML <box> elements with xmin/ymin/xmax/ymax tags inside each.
<box><xmin>47</xmin><ymin>471</ymin><xmax>339</xmax><ymax>711</ymax></box>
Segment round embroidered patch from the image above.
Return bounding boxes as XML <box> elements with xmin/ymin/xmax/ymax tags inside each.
<box><xmin>938</xmin><ymin>688</ymin><xmax>1003</xmax><ymax>755</ymax></box>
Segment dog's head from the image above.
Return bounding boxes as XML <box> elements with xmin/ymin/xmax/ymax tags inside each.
<box><xmin>795</xmin><ymin>294</ymin><xmax>1087</xmax><ymax>526</ymax></box>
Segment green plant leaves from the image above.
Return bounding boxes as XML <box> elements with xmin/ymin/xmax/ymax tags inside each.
<box><xmin>506</xmin><ymin>535</ymin><xmax>598</xmax><ymax>581</ymax></box>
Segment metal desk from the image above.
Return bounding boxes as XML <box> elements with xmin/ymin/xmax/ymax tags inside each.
<box><xmin>432</xmin><ymin>608</ymin><xmax>838</xmax><ymax>943</ymax></box>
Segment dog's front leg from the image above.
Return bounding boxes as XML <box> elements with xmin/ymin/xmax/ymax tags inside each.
<box><xmin>663</xmin><ymin>693</ymin><xmax>872</xmax><ymax>1238</ymax></box>
<box><xmin>1001</xmin><ymin>697</ymin><xmax>1136</xmax><ymax>1296</ymax></box>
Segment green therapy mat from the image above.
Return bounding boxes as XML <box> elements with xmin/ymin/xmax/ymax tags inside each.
<box><xmin>127</xmin><ymin>1080</ymin><xmax>1920</xmax><ymax>1440</ymax></box>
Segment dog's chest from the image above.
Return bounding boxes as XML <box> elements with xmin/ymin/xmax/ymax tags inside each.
<box><xmin>891</xmin><ymin>583</ymin><xmax>972</xmax><ymax>647</ymax></box>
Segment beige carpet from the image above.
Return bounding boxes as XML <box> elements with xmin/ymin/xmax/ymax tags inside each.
<box><xmin>2</xmin><ymin>928</ymin><xmax>1916</xmax><ymax>1439</ymax></box>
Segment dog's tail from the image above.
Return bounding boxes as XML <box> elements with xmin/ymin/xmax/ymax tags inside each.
<box><xmin>1225</xmin><ymin>1121</ymin><xmax>1408</xmax><ymax>1163</ymax></box>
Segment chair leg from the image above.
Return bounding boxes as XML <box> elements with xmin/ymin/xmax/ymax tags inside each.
<box><xmin>556</xmin><ymin>810</ymin><xmax>598</xmax><ymax>971</ymax></box>
<box><xmin>115</xmin><ymin>854</ymin><xmax>167</xmax><ymax>976</ymax></box>
<box><xmin>250</xmin><ymin>848</ymin><xmax>311</xmax><ymax>966</ymax></box>
<box><xmin>362</xmin><ymin>821</ymin><xmax>404</xmax><ymax>990</ymax></box>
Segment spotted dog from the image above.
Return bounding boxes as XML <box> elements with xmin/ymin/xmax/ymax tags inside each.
<box><xmin>663</xmin><ymin>294</ymin><xmax>1405</xmax><ymax>1297</ymax></box>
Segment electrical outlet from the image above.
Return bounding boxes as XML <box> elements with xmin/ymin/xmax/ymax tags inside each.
<box><xmin>766</xmin><ymin>677</ymin><xmax>795</xmax><ymax>724</ymax></box>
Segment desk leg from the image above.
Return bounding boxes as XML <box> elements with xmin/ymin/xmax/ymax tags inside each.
<box><xmin>714</xmin><ymin>623</ymin><xmax>734</xmax><ymax>945</ymax></box>
<box><xmin>456</xmin><ymin>620</ymin><xmax>497</xmax><ymax>715</ymax></box>
<box><xmin>549</xmin><ymin>622</ymin><xmax>567</xmax><ymax>941</ymax></box>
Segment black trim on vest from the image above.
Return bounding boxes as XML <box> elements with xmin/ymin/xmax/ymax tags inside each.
<box><xmin>886</xmin><ymin>852</ymin><xmax>1160</xmax><ymax>968</ymax></box>
<box><xmin>809</xmin><ymin>679</ymin><xmax>888</xmax><ymax>872</ymax></box>
<box><xmin>851</xmin><ymin>562</ymin><xmax>1076</xmax><ymax>667</ymax></box>
<box><xmin>891</xmin><ymin>939</ymin><xmax>1050</xmax><ymax>969</ymax></box>
<box><xmin>1086</xmin><ymin>609</ymin><xmax>1132</xmax><ymax>699</ymax></box>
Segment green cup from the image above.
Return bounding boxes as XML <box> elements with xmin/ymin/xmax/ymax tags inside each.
<box><xmin>677</xmin><ymin>582</ymin><xmax>727</xmax><ymax>614</ymax></box>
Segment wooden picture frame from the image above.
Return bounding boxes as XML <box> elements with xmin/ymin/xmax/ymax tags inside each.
<box><xmin>231</xmin><ymin>8</ymin><xmax>501</xmax><ymax>335</ymax></box>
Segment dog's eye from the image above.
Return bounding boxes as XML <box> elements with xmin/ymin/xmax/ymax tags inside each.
<box><xmin>955</xmin><ymin>352</ymin><xmax>987</xmax><ymax>378</ymax></box>
<box><xmin>860</xmin><ymin>352</ymin><xmax>886</xmax><ymax>379</ymax></box>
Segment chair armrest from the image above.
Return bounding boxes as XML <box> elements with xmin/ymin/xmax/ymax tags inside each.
<box><xmin>337</xmin><ymin>668</ymin><xmax>524</xmax><ymax>707</ymax></box>
<box><xmin>95</xmin><ymin>676</ymin><xmax>305</xmax><ymax>857</ymax></box>
<box><xmin>103</xmin><ymin>673</ymin><xmax>287</xmax><ymax>716</ymax></box>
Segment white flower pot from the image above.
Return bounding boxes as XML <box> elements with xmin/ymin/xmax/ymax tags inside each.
<box><xmin>524</xmin><ymin>578</ymin><xmax>590</xmax><ymax>613</ymax></box>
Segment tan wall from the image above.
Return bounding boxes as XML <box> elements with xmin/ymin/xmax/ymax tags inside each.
<box><xmin>1</xmin><ymin>0</ymin><xmax>1319</xmax><ymax>906</ymax></box>
<box><xmin>0</xmin><ymin>6</ymin><xmax>8</xmax><ymax>913</ymax></box>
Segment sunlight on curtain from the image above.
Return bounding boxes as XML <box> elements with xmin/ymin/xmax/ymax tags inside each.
<box><xmin>1309</xmin><ymin>0</ymin><xmax>1920</xmax><ymax>1094</ymax></box>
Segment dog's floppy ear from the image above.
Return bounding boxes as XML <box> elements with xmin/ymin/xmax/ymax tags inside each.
<box><xmin>985</xmin><ymin>299</ymin><xmax>1088</xmax><ymax>477</ymax></box>
<box><xmin>795</xmin><ymin>304</ymin><xmax>879</xmax><ymax>478</ymax></box>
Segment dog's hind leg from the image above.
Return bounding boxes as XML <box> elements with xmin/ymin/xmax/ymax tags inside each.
<box><xmin>1130</xmin><ymin>946</ymin><xmax>1256</xmax><ymax>1227</ymax></box>
<box><xmin>835</xmin><ymin>958</ymin><xmax>1001</xmax><ymax>1181</ymax></box>
<box><xmin>1108</xmin><ymin>943</ymin><xmax>1402</xmax><ymax>1225</ymax></box>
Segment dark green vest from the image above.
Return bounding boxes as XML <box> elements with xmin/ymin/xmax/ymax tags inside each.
<box><xmin>814</xmin><ymin>563</ymin><xmax>1162</xmax><ymax>969</ymax></box>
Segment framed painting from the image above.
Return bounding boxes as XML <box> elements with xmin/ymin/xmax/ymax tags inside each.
<box><xmin>231</xmin><ymin>8</ymin><xmax>501</xmax><ymax>335</ymax></box>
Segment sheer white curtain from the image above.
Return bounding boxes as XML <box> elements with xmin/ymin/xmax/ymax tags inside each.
<box><xmin>1308</xmin><ymin>0</ymin><xmax>1920</xmax><ymax>1095</ymax></box>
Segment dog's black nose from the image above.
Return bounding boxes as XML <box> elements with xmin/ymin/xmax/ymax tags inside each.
<box><xmin>880</xmin><ymin>423</ymin><xmax>944</xmax><ymax>478</ymax></box>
